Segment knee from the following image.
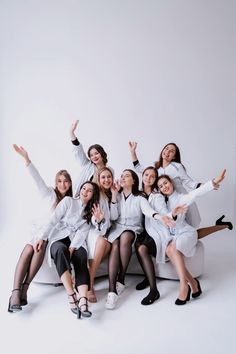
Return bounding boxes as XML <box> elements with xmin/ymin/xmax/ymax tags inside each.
<box><xmin>166</xmin><ymin>242</ymin><xmax>176</xmax><ymax>257</ymax></box>
<box><xmin>137</xmin><ymin>244</ymin><xmax>148</xmax><ymax>257</ymax></box>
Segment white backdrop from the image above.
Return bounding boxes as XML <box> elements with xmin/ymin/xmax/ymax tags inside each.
<box><xmin>1</xmin><ymin>0</ymin><xmax>236</xmax><ymax>239</ymax></box>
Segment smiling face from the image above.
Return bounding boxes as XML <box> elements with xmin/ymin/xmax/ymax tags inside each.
<box><xmin>161</xmin><ymin>144</ymin><xmax>176</xmax><ymax>163</ymax></box>
<box><xmin>89</xmin><ymin>148</ymin><xmax>104</xmax><ymax>166</ymax></box>
<box><xmin>79</xmin><ymin>183</ymin><xmax>94</xmax><ymax>204</ymax></box>
<box><xmin>56</xmin><ymin>174</ymin><xmax>72</xmax><ymax>196</ymax></box>
<box><xmin>99</xmin><ymin>169</ymin><xmax>113</xmax><ymax>190</ymax></box>
<box><xmin>157</xmin><ymin>176</ymin><xmax>174</xmax><ymax>196</ymax></box>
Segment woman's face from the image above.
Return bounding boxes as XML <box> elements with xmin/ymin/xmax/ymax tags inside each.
<box><xmin>80</xmin><ymin>183</ymin><xmax>94</xmax><ymax>204</ymax></box>
<box><xmin>99</xmin><ymin>170</ymin><xmax>113</xmax><ymax>190</ymax></box>
<box><xmin>89</xmin><ymin>148</ymin><xmax>103</xmax><ymax>165</ymax></box>
<box><xmin>161</xmin><ymin>144</ymin><xmax>176</xmax><ymax>163</ymax></box>
<box><xmin>157</xmin><ymin>177</ymin><xmax>174</xmax><ymax>196</ymax></box>
<box><xmin>120</xmin><ymin>170</ymin><xmax>134</xmax><ymax>189</ymax></box>
<box><xmin>56</xmin><ymin>175</ymin><xmax>71</xmax><ymax>196</ymax></box>
<box><xmin>142</xmin><ymin>169</ymin><xmax>156</xmax><ymax>188</ymax></box>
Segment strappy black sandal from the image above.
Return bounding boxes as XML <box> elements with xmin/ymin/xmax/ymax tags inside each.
<box><xmin>68</xmin><ymin>292</ymin><xmax>81</xmax><ymax>319</ymax></box>
<box><xmin>8</xmin><ymin>289</ymin><xmax>22</xmax><ymax>313</ymax></box>
<box><xmin>78</xmin><ymin>296</ymin><xmax>92</xmax><ymax>318</ymax></box>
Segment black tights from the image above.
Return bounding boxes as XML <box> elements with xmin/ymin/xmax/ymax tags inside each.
<box><xmin>136</xmin><ymin>243</ymin><xmax>157</xmax><ymax>291</ymax></box>
<box><xmin>10</xmin><ymin>241</ymin><xmax>47</xmax><ymax>306</ymax></box>
<box><xmin>108</xmin><ymin>231</ymin><xmax>135</xmax><ymax>293</ymax></box>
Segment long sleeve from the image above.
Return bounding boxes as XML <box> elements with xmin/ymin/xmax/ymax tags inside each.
<box><xmin>140</xmin><ymin>196</ymin><xmax>163</xmax><ymax>221</ymax></box>
<box><xmin>27</xmin><ymin>163</ymin><xmax>55</xmax><ymax>199</ymax></box>
<box><xmin>178</xmin><ymin>164</ymin><xmax>199</xmax><ymax>191</ymax></box>
<box><xmin>70</xmin><ymin>221</ymin><xmax>90</xmax><ymax>249</ymax></box>
<box><xmin>133</xmin><ymin>160</ymin><xmax>145</xmax><ymax>174</ymax></box>
<box><xmin>178</xmin><ymin>180</ymin><xmax>214</xmax><ymax>206</ymax></box>
<box><xmin>73</xmin><ymin>143</ymin><xmax>90</xmax><ymax>167</ymax></box>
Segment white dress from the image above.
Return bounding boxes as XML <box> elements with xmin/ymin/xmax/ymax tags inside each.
<box><xmin>146</xmin><ymin>180</ymin><xmax>215</xmax><ymax>263</ymax></box>
<box><xmin>134</xmin><ymin>160</ymin><xmax>201</xmax><ymax>228</ymax></box>
<box><xmin>39</xmin><ymin>196</ymin><xmax>107</xmax><ymax>266</ymax></box>
<box><xmin>108</xmin><ymin>193</ymin><xmax>162</xmax><ymax>243</ymax></box>
<box><xmin>86</xmin><ymin>195</ymin><xmax>119</xmax><ymax>259</ymax></box>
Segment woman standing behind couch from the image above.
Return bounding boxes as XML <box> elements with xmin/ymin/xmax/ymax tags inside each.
<box><xmin>34</xmin><ymin>181</ymin><xmax>103</xmax><ymax>319</ymax></box>
<box><xmin>8</xmin><ymin>145</ymin><xmax>73</xmax><ymax>313</ymax></box>
<box><xmin>70</xmin><ymin>120</ymin><xmax>114</xmax><ymax>197</ymax></box>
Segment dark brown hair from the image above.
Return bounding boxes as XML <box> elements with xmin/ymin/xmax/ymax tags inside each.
<box><xmin>87</xmin><ymin>144</ymin><xmax>108</xmax><ymax>165</ymax></box>
<box><xmin>142</xmin><ymin>166</ymin><xmax>159</xmax><ymax>194</ymax></box>
<box><xmin>79</xmin><ymin>181</ymin><xmax>100</xmax><ymax>223</ymax></box>
<box><xmin>154</xmin><ymin>143</ymin><xmax>182</xmax><ymax>169</ymax></box>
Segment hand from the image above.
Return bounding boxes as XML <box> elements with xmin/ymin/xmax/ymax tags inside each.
<box><xmin>111</xmin><ymin>180</ymin><xmax>120</xmax><ymax>197</ymax></box>
<box><xmin>128</xmin><ymin>141</ymin><xmax>137</xmax><ymax>153</ymax></box>
<box><xmin>33</xmin><ymin>239</ymin><xmax>45</xmax><ymax>252</ymax></box>
<box><xmin>70</xmin><ymin>120</ymin><xmax>79</xmax><ymax>140</ymax></box>
<box><xmin>92</xmin><ymin>203</ymin><xmax>105</xmax><ymax>223</ymax></box>
<box><xmin>13</xmin><ymin>144</ymin><xmax>31</xmax><ymax>165</ymax></box>
<box><xmin>172</xmin><ymin>204</ymin><xmax>188</xmax><ymax>217</ymax></box>
<box><xmin>213</xmin><ymin>169</ymin><xmax>226</xmax><ymax>189</ymax></box>
<box><xmin>159</xmin><ymin>215</ymin><xmax>176</xmax><ymax>228</ymax></box>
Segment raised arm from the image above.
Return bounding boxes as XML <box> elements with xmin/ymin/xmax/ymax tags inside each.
<box><xmin>13</xmin><ymin>144</ymin><xmax>53</xmax><ymax>198</ymax></box>
<box><xmin>70</xmin><ymin>120</ymin><xmax>79</xmax><ymax>142</ymax></box>
<box><xmin>13</xmin><ymin>144</ymin><xmax>31</xmax><ymax>166</ymax></box>
<box><xmin>70</xmin><ymin>120</ymin><xmax>90</xmax><ymax>167</ymax></box>
<box><xmin>128</xmin><ymin>141</ymin><xmax>145</xmax><ymax>173</ymax></box>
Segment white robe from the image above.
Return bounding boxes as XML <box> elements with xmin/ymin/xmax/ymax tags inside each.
<box><xmin>134</xmin><ymin>160</ymin><xmax>201</xmax><ymax>228</ymax></box>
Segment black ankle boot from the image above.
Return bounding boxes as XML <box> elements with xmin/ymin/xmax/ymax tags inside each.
<box><xmin>141</xmin><ymin>289</ymin><xmax>160</xmax><ymax>305</ymax></box>
<box><xmin>216</xmin><ymin>215</ymin><xmax>233</xmax><ymax>230</ymax></box>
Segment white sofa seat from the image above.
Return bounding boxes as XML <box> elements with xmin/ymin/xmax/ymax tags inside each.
<box><xmin>33</xmin><ymin>241</ymin><xmax>204</xmax><ymax>284</ymax></box>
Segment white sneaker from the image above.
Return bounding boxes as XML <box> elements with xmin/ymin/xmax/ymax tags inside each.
<box><xmin>105</xmin><ymin>292</ymin><xmax>118</xmax><ymax>309</ymax></box>
<box><xmin>116</xmin><ymin>281</ymin><xmax>125</xmax><ymax>296</ymax></box>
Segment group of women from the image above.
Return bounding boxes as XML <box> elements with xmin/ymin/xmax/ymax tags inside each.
<box><xmin>8</xmin><ymin>120</ymin><xmax>232</xmax><ymax>319</ymax></box>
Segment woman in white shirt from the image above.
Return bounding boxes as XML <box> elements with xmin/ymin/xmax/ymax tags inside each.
<box><xmin>70</xmin><ymin>120</ymin><xmax>114</xmax><ymax>197</ymax></box>
<box><xmin>8</xmin><ymin>145</ymin><xmax>73</xmax><ymax>313</ymax></box>
<box><xmin>105</xmin><ymin>169</ymin><xmax>174</xmax><ymax>310</ymax></box>
<box><xmin>146</xmin><ymin>170</ymin><xmax>226</xmax><ymax>305</ymax></box>
<box><xmin>34</xmin><ymin>181</ymin><xmax>103</xmax><ymax>319</ymax></box>
<box><xmin>87</xmin><ymin>167</ymin><xmax>118</xmax><ymax>303</ymax></box>
<box><xmin>129</xmin><ymin>141</ymin><xmax>232</xmax><ymax>232</ymax></box>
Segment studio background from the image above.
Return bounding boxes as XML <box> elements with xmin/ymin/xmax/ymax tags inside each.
<box><xmin>1</xmin><ymin>1</ymin><xmax>235</xmax><ymax>354</ymax></box>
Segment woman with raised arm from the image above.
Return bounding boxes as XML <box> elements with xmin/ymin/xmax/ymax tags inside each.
<box><xmin>87</xmin><ymin>167</ymin><xmax>119</xmax><ymax>303</ymax></box>
<box><xmin>8</xmin><ymin>145</ymin><xmax>73</xmax><ymax>313</ymax></box>
<box><xmin>34</xmin><ymin>181</ymin><xmax>102</xmax><ymax>319</ymax></box>
<box><xmin>70</xmin><ymin>120</ymin><xmax>114</xmax><ymax>197</ymax></box>
<box><xmin>129</xmin><ymin>141</ymin><xmax>232</xmax><ymax>233</ymax></box>
<box><xmin>142</xmin><ymin>169</ymin><xmax>226</xmax><ymax>305</ymax></box>
<box><xmin>105</xmin><ymin>169</ymin><xmax>174</xmax><ymax>310</ymax></box>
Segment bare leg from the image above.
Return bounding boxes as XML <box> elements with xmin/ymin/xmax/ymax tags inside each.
<box><xmin>166</xmin><ymin>242</ymin><xmax>190</xmax><ymax>301</ymax></box>
<box><xmin>197</xmin><ymin>225</ymin><xmax>228</xmax><ymax>239</ymax></box>
<box><xmin>88</xmin><ymin>236</ymin><xmax>111</xmax><ymax>302</ymax></box>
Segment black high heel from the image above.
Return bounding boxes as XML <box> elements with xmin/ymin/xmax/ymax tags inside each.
<box><xmin>136</xmin><ymin>277</ymin><xmax>149</xmax><ymax>291</ymax></box>
<box><xmin>68</xmin><ymin>293</ymin><xmax>81</xmax><ymax>319</ymax></box>
<box><xmin>20</xmin><ymin>282</ymin><xmax>29</xmax><ymax>306</ymax></box>
<box><xmin>175</xmin><ymin>285</ymin><xmax>191</xmax><ymax>305</ymax></box>
<box><xmin>192</xmin><ymin>278</ymin><xmax>202</xmax><ymax>298</ymax></box>
<box><xmin>8</xmin><ymin>289</ymin><xmax>22</xmax><ymax>313</ymax></box>
<box><xmin>78</xmin><ymin>296</ymin><xmax>92</xmax><ymax>318</ymax></box>
<box><xmin>216</xmin><ymin>215</ymin><xmax>233</xmax><ymax>230</ymax></box>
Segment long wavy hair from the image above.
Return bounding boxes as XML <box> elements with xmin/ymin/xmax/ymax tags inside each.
<box><xmin>79</xmin><ymin>181</ymin><xmax>100</xmax><ymax>223</ymax></box>
<box><xmin>87</xmin><ymin>144</ymin><xmax>108</xmax><ymax>165</ymax></box>
<box><xmin>141</xmin><ymin>166</ymin><xmax>159</xmax><ymax>196</ymax></box>
<box><xmin>119</xmin><ymin>169</ymin><xmax>145</xmax><ymax>197</ymax></box>
<box><xmin>154</xmin><ymin>143</ymin><xmax>182</xmax><ymax>169</ymax></box>
<box><xmin>157</xmin><ymin>174</ymin><xmax>174</xmax><ymax>203</ymax></box>
<box><xmin>97</xmin><ymin>166</ymin><xmax>114</xmax><ymax>203</ymax></box>
<box><xmin>54</xmin><ymin>170</ymin><xmax>73</xmax><ymax>208</ymax></box>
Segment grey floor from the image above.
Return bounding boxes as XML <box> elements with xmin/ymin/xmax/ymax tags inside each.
<box><xmin>1</xmin><ymin>228</ymin><xmax>236</xmax><ymax>354</ymax></box>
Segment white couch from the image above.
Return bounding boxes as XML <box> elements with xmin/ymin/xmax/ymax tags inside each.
<box><xmin>33</xmin><ymin>241</ymin><xmax>204</xmax><ymax>285</ymax></box>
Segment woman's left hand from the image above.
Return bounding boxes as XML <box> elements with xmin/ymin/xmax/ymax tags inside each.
<box><xmin>92</xmin><ymin>204</ymin><xmax>105</xmax><ymax>223</ymax></box>
<box><xmin>213</xmin><ymin>169</ymin><xmax>226</xmax><ymax>189</ymax></box>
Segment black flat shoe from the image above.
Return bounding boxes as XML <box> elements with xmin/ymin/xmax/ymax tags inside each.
<box><xmin>192</xmin><ymin>278</ymin><xmax>202</xmax><ymax>298</ymax></box>
<box><xmin>136</xmin><ymin>277</ymin><xmax>149</xmax><ymax>291</ymax></box>
<box><xmin>175</xmin><ymin>285</ymin><xmax>191</xmax><ymax>305</ymax></box>
<box><xmin>216</xmin><ymin>215</ymin><xmax>233</xmax><ymax>230</ymax></box>
<box><xmin>141</xmin><ymin>289</ymin><xmax>160</xmax><ymax>305</ymax></box>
